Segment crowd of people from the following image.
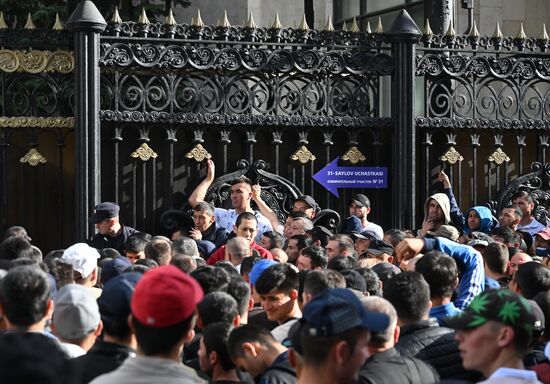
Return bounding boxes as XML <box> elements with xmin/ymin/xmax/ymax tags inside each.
<box><xmin>1</xmin><ymin>162</ymin><xmax>550</xmax><ymax>384</ymax></box>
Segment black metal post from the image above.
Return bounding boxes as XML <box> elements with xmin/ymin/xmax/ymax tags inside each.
<box><xmin>389</xmin><ymin>10</ymin><xmax>422</xmax><ymax>230</ymax></box>
<box><xmin>67</xmin><ymin>1</ymin><xmax>106</xmax><ymax>242</ymax></box>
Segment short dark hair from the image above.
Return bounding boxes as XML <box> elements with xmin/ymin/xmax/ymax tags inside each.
<box><xmin>255</xmin><ymin>263</ymin><xmax>298</xmax><ymax>295</ymax></box>
<box><xmin>231</xmin><ymin>176</ymin><xmax>252</xmax><ymax>187</ymax></box>
<box><xmin>303</xmin><ymin>269</ymin><xmax>346</xmax><ymax>297</ymax></box>
<box><xmin>215</xmin><ymin>261</ymin><xmax>242</xmax><ymax>280</ymax></box>
<box><xmin>326</xmin><ymin>255</ymin><xmax>357</xmax><ymax>272</ymax></box>
<box><xmin>512</xmin><ymin>190</ymin><xmax>533</xmax><ymax>204</ymax></box>
<box><xmin>198</xmin><ymin>292</ymin><xmax>239</xmax><ymax>327</ymax></box>
<box><xmin>170</xmin><ymin>255</ymin><xmax>197</xmax><ymax>273</ymax></box>
<box><xmin>124</xmin><ymin>233</ymin><xmax>150</xmax><ymax>254</ymax></box>
<box><xmin>483</xmin><ymin>242</ymin><xmax>509</xmax><ymax>275</ymax></box>
<box><xmin>191</xmin><ymin>266</ymin><xmax>230</xmax><ymax>294</ymax></box>
<box><xmin>240</xmin><ymin>255</ymin><xmax>262</xmax><ymax>277</ymax></box>
<box><xmin>415</xmin><ymin>251</ymin><xmax>458</xmax><ymax>300</ymax></box>
<box><xmin>355</xmin><ymin>268</ymin><xmax>382</xmax><ymax>297</ymax></box>
<box><xmin>202</xmin><ymin>322</ymin><xmax>235</xmax><ymax>371</ymax></box>
<box><xmin>0</xmin><ymin>236</ymin><xmax>34</xmax><ymax>261</ymax></box>
<box><xmin>491</xmin><ymin>226</ymin><xmax>516</xmax><ymax>244</ymax></box>
<box><xmin>289</xmin><ymin>235</ymin><xmax>312</xmax><ymax>250</ymax></box>
<box><xmin>500</xmin><ymin>205</ymin><xmax>523</xmax><ymax>221</ymax></box>
<box><xmin>383</xmin><ymin>271</ymin><xmax>430</xmax><ymax>323</ymax></box>
<box><xmin>515</xmin><ymin>262</ymin><xmax>550</xmax><ymax>299</ymax></box>
<box><xmin>235</xmin><ymin>212</ymin><xmax>257</xmax><ymax>228</ymax></box>
<box><xmin>134</xmin><ymin>258</ymin><xmax>158</xmax><ymax>269</ymax></box>
<box><xmin>300</xmin><ymin>246</ymin><xmax>328</xmax><ymax>269</ymax></box>
<box><xmin>144</xmin><ymin>240</ymin><xmax>171</xmax><ymax>266</ymax></box>
<box><xmin>3</xmin><ymin>225</ymin><xmax>30</xmax><ymax>241</ymax></box>
<box><xmin>261</xmin><ymin>231</ymin><xmax>285</xmax><ymax>249</ymax></box>
<box><xmin>194</xmin><ymin>201</ymin><xmax>215</xmax><ymax>216</ymax></box>
<box><xmin>0</xmin><ymin>266</ymin><xmax>51</xmax><ymax>327</ymax></box>
<box><xmin>227</xmin><ymin>278</ymin><xmax>251</xmax><ymax>317</ymax></box>
<box><xmin>171</xmin><ymin>237</ymin><xmax>199</xmax><ymax>258</ymax></box>
<box><xmin>383</xmin><ymin>229</ymin><xmax>407</xmax><ymax>247</ymax></box>
<box><xmin>227</xmin><ymin>324</ymin><xmax>278</xmax><ymax>359</ymax></box>
<box><xmin>131</xmin><ymin>314</ymin><xmax>194</xmax><ymax>356</ymax></box>
<box><xmin>328</xmin><ymin>234</ymin><xmax>355</xmax><ymax>256</ymax></box>
<box><xmin>299</xmin><ymin>325</ymin><xmax>367</xmax><ymax>365</ymax></box>
<box><xmin>98</xmin><ymin>248</ymin><xmax>121</xmax><ymax>260</ymax></box>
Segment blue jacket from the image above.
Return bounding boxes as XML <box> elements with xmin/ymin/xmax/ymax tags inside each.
<box><xmin>423</xmin><ymin>237</ymin><xmax>485</xmax><ymax>310</ymax></box>
<box><xmin>463</xmin><ymin>206</ymin><xmax>494</xmax><ymax>234</ymax></box>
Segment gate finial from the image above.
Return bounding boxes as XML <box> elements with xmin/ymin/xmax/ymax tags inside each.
<box><xmin>423</xmin><ymin>19</ymin><xmax>433</xmax><ymax>36</ymax></box>
<box><xmin>540</xmin><ymin>24</ymin><xmax>549</xmax><ymax>40</ymax></box>
<box><xmin>272</xmin><ymin>13</ymin><xmax>283</xmax><ymax>29</ymax></box>
<box><xmin>493</xmin><ymin>22</ymin><xmax>503</xmax><ymax>38</ymax></box>
<box><xmin>350</xmin><ymin>17</ymin><xmax>359</xmax><ymax>32</ymax></box>
<box><xmin>468</xmin><ymin>20</ymin><xmax>479</xmax><ymax>37</ymax></box>
<box><xmin>193</xmin><ymin>9</ymin><xmax>204</xmax><ymax>27</ymax></box>
<box><xmin>111</xmin><ymin>7</ymin><xmax>122</xmax><ymax>23</ymax></box>
<box><xmin>298</xmin><ymin>14</ymin><xmax>309</xmax><ymax>31</ymax></box>
<box><xmin>138</xmin><ymin>8</ymin><xmax>150</xmax><ymax>24</ymax></box>
<box><xmin>375</xmin><ymin>17</ymin><xmax>383</xmax><ymax>33</ymax></box>
<box><xmin>246</xmin><ymin>12</ymin><xmax>257</xmax><ymax>28</ymax></box>
<box><xmin>323</xmin><ymin>15</ymin><xmax>334</xmax><ymax>32</ymax></box>
<box><xmin>52</xmin><ymin>13</ymin><xmax>64</xmax><ymax>30</ymax></box>
<box><xmin>24</xmin><ymin>13</ymin><xmax>36</xmax><ymax>29</ymax></box>
<box><xmin>0</xmin><ymin>12</ymin><xmax>8</xmax><ymax>29</ymax></box>
<box><xmin>165</xmin><ymin>9</ymin><xmax>177</xmax><ymax>26</ymax></box>
<box><xmin>220</xmin><ymin>10</ymin><xmax>231</xmax><ymax>28</ymax></box>
<box><xmin>516</xmin><ymin>22</ymin><xmax>527</xmax><ymax>40</ymax></box>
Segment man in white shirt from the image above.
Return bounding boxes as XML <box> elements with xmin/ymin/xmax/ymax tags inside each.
<box><xmin>445</xmin><ymin>289</ymin><xmax>542</xmax><ymax>384</ymax></box>
<box><xmin>188</xmin><ymin>160</ymin><xmax>272</xmax><ymax>242</ymax></box>
<box><xmin>513</xmin><ymin>190</ymin><xmax>546</xmax><ymax>240</ymax></box>
<box><xmin>348</xmin><ymin>194</ymin><xmax>384</xmax><ymax>240</ymax></box>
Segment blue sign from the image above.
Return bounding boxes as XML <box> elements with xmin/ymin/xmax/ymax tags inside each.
<box><xmin>313</xmin><ymin>157</ymin><xmax>388</xmax><ymax>197</ymax></box>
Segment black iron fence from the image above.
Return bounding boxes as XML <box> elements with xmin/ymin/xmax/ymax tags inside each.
<box><xmin>1</xmin><ymin>2</ymin><xmax>550</xmax><ymax>249</ymax></box>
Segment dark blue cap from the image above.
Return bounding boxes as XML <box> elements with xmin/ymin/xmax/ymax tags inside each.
<box><xmin>340</xmin><ymin>216</ymin><xmax>362</xmax><ymax>234</ymax></box>
<box><xmin>89</xmin><ymin>202</ymin><xmax>120</xmax><ymax>224</ymax></box>
<box><xmin>196</xmin><ymin>240</ymin><xmax>216</xmax><ymax>259</ymax></box>
<box><xmin>301</xmin><ymin>288</ymin><xmax>389</xmax><ymax>336</ymax></box>
<box><xmin>100</xmin><ymin>257</ymin><xmax>132</xmax><ymax>286</ymax></box>
<box><xmin>98</xmin><ymin>272</ymin><xmax>142</xmax><ymax>323</ymax></box>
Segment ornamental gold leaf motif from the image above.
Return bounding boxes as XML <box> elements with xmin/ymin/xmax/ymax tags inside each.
<box><xmin>0</xmin><ymin>116</ymin><xmax>74</xmax><ymax>128</ymax></box>
<box><xmin>291</xmin><ymin>146</ymin><xmax>316</xmax><ymax>164</ymax></box>
<box><xmin>488</xmin><ymin>148</ymin><xmax>510</xmax><ymax>165</ymax></box>
<box><xmin>439</xmin><ymin>146</ymin><xmax>464</xmax><ymax>165</ymax></box>
<box><xmin>20</xmin><ymin>148</ymin><xmax>47</xmax><ymax>166</ymax></box>
<box><xmin>0</xmin><ymin>50</ymin><xmax>74</xmax><ymax>74</ymax></box>
<box><xmin>185</xmin><ymin>144</ymin><xmax>212</xmax><ymax>162</ymax></box>
<box><xmin>131</xmin><ymin>143</ymin><xmax>158</xmax><ymax>161</ymax></box>
<box><xmin>342</xmin><ymin>146</ymin><xmax>366</xmax><ymax>165</ymax></box>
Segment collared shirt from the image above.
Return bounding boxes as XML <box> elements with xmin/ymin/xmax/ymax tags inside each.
<box><xmin>214</xmin><ymin>208</ymin><xmax>272</xmax><ymax>242</ymax></box>
<box><xmin>429</xmin><ymin>303</ymin><xmax>461</xmax><ymax>326</ymax></box>
<box><xmin>517</xmin><ymin>218</ymin><xmax>546</xmax><ymax>239</ymax></box>
<box><xmin>479</xmin><ymin>367</ymin><xmax>542</xmax><ymax>383</ymax></box>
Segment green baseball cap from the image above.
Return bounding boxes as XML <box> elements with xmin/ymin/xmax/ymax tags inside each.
<box><xmin>444</xmin><ymin>289</ymin><xmax>535</xmax><ymax>335</ymax></box>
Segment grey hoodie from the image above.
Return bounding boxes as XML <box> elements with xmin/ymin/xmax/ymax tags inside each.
<box><xmin>424</xmin><ymin>193</ymin><xmax>451</xmax><ymax>225</ymax></box>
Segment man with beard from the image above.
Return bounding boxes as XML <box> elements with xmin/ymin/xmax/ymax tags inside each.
<box><xmin>417</xmin><ymin>193</ymin><xmax>451</xmax><ymax>238</ymax></box>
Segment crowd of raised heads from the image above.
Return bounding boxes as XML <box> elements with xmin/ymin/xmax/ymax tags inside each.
<box><xmin>1</xmin><ymin>163</ymin><xmax>550</xmax><ymax>383</ymax></box>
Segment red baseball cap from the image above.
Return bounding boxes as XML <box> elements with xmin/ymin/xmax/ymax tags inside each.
<box><xmin>131</xmin><ymin>265</ymin><xmax>203</xmax><ymax>327</ymax></box>
<box><xmin>537</xmin><ymin>228</ymin><xmax>550</xmax><ymax>241</ymax></box>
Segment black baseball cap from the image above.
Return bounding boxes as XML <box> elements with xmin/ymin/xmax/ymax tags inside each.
<box><xmin>294</xmin><ymin>195</ymin><xmax>319</xmax><ymax>212</ymax></box>
<box><xmin>89</xmin><ymin>202</ymin><xmax>120</xmax><ymax>224</ymax></box>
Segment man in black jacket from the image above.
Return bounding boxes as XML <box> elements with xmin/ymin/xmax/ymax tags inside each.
<box><xmin>358</xmin><ymin>296</ymin><xmax>439</xmax><ymax>384</ymax></box>
<box><xmin>88</xmin><ymin>202</ymin><xmax>138</xmax><ymax>254</ymax></box>
<box><xmin>75</xmin><ymin>272</ymin><xmax>141</xmax><ymax>383</ymax></box>
<box><xmin>383</xmin><ymin>271</ymin><xmax>481</xmax><ymax>381</ymax></box>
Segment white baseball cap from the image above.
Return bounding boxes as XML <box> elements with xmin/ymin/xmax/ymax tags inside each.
<box><xmin>62</xmin><ymin>243</ymin><xmax>100</xmax><ymax>279</ymax></box>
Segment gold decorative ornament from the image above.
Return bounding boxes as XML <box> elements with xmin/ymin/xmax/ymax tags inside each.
<box><xmin>488</xmin><ymin>148</ymin><xmax>511</xmax><ymax>165</ymax></box>
<box><xmin>20</xmin><ymin>148</ymin><xmax>47</xmax><ymax>166</ymax></box>
<box><xmin>291</xmin><ymin>146</ymin><xmax>316</xmax><ymax>164</ymax></box>
<box><xmin>298</xmin><ymin>14</ymin><xmax>309</xmax><ymax>31</ymax></box>
<box><xmin>138</xmin><ymin>8</ymin><xmax>150</xmax><ymax>24</ymax></box>
<box><xmin>446</xmin><ymin>20</ymin><xmax>456</xmax><ymax>37</ymax></box>
<box><xmin>350</xmin><ymin>17</ymin><xmax>359</xmax><ymax>33</ymax></box>
<box><xmin>0</xmin><ymin>116</ymin><xmax>74</xmax><ymax>128</ymax></box>
<box><xmin>516</xmin><ymin>22</ymin><xmax>527</xmax><ymax>40</ymax></box>
<box><xmin>193</xmin><ymin>9</ymin><xmax>204</xmax><ymax>27</ymax></box>
<box><xmin>52</xmin><ymin>13</ymin><xmax>63</xmax><ymax>30</ymax></box>
<box><xmin>323</xmin><ymin>15</ymin><xmax>334</xmax><ymax>32</ymax></box>
<box><xmin>272</xmin><ymin>13</ymin><xmax>283</xmax><ymax>29</ymax></box>
<box><xmin>111</xmin><ymin>7</ymin><xmax>123</xmax><ymax>23</ymax></box>
<box><xmin>423</xmin><ymin>19</ymin><xmax>433</xmax><ymax>36</ymax></box>
<box><xmin>24</xmin><ymin>13</ymin><xmax>35</xmax><ymax>30</ymax></box>
<box><xmin>366</xmin><ymin>21</ymin><xmax>372</xmax><ymax>33</ymax></box>
<box><xmin>220</xmin><ymin>10</ymin><xmax>231</xmax><ymax>28</ymax></box>
<box><xmin>185</xmin><ymin>144</ymin><xmax>212</xmax><ymax>162</ymax></box>
<box><xmin>439</xmin><ymin>146</ymin><xmax>464</xmax><ymax>165</ymax></box>
<box><xmin>540</xmin><ymin>24</ymin><xmax>549</xmax><ymax>40</ymax></box>
<box><xmin>375</xmin><ymin>17</ymin><xmax>383</xmax><ymax>33</ymax></box>
<box><xmin>342</xmin><ymin>146</ymin><xmax>366</xmax><ymax>164</ymax></box>
<box><xmin>468</xmin><ymin>20</ymin><xmax>480</xmax><ymax>37</ymax></box>
<box><xmin>0</xmin><ymin>11</ymin><xmax>8</xmax><ymax>29</ymax></box>
<box><xmin>493</xmin><ymin>22</ymin><xmax>503</xmax><ymax>39</ymax></box>
<box><xmin>0</xmin><ymin>50</ymin><xmax>74</xmax><ymax>74</ymax></box>
<box><xmin>131</xmin><ymin>143</ymin><xmax>158</xmax><ymax>161</ymax></box>
<box><xmin>165</xmin><ymin>9</ymin><xmax>177</xmax><ymax>26</ymax></box>
<box><xmin>246</xmin><ymin>12</ymin><xmax>257</xmax><ymax>28</ymax></box>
